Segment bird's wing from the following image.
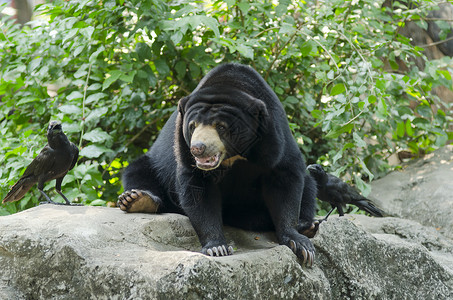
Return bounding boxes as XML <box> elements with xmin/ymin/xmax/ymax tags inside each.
<box><xmin>68</xmin><ymin>143</ymin><xmax>79</xmax><ymax>171</ymax></box>
<box><xmin>2</xmin><ymin>145</ymin><xmax>55</xmax><ymax>203</ymax></box>
<box><xmin>324</xmin><ymin>175</ymin><xmax>346</xmax><ymax>202</ymax></box>
<box><xmin>22</xmin><ymin>145</ymin><xmax>56</xmax><ymax>178</ymax></box>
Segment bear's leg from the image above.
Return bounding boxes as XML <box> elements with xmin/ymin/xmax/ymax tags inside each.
<box><xmin>118</xmin><ymin>155</ymin><xmax>164</xmax><ymax>213</ymax></box>
<box><xmin>262</xmin><ymin>171</ymin><xmax>315</xmax><ymax>266</ymax></box>
<box><xmin>297</xmin><ymin>173</ymin><xmax>319</xmax><ymax>238</ymax></box>
<box><xmin>177</xmin><ymin>173</ymin><xmax>233</xmax><ymax>256</ymax></box>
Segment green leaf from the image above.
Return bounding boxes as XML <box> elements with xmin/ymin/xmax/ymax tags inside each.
<box><xmin>83</xmin><ymin>128</ymin><xmax>112</xmax><ymax>143</ymax></box>
<box><xmin>238</xmin><ymin>2</ymin><xmax>250</xmax><ymax>14</ymax></box>
<box><xmin>175</xmin><ymin>61</ymin><xmax>186</xmax><ymax>78</ymax></box>
<box><xmin>171</xmin><ymin>31</ymin><xmax>183</xmax><ymax>45</ymax></box>
<box><xmin>74</xmin><ymin>66</ymin><xmax>88</xmax><ymax>79</ymax></box>
<box><xmin>154</xmin><ymin>59</ymin><xmax>170</xmax><ymax>75</ymax></box>
<box><xmin>377</xmin><ymin>98</ymin><xmax>388</xmax><ymax>117</ymax></box>
<box><xmin>85</xmin><ymin>92</ymin><xmax>107</xmax><ymax>104</ymax></box>
<box><xmin>85</xmin><ymin>107</ymin><xmax>109</xmax><ymax>123</ymax></box>
<box><xmin>199</xmin><ymin>16</ymin><xmax>220</xmax><ymax>38</ymax></box>
<box><xmin>326</xmin><ymin>123</ymin><xmax>354</xmax><ymax>139</ymax></box>
<box><xmin>358</xmin><ymin>157</ymin><xmax>374</xmax><ymax>181</ymax></box>
<box><xmin>62</xmin><ymin>28</ymin><xmax>79</xmax><ymax>44</ymax></box>
<box><xmin>353</xmin><ymin>132</ymin><xmax>366</xmax><ymax>148</ymax></box>
<box><xmin>119</xmin><ymin>71</ymin><xmax>137</xmax><ymax>83</ymax></box>
<box><xmin>332</xmin><ymin>149</ymin><xmax>343</xmax><ymax>164</ymax></box>
<box><xmin>90</xmin><ymin>199</ymin><xmax>107</xmax><ymax>206</ymax></box>
<box><xmin>80</xmin><ymin>26</ymin><xmax>95</xmax><ymax>39</ymax></box>
<box><xmin>416</xmin><ymin>105</ymin><xmax>432</xmax><ymax>119</ymax></box>
<box><xmin>354</xmin><ymin>175</ymin><xmax>371</xmax><ymax>197</ymax></box>
<box><xmin>87</xmin><ymin>83</ymin><xmax>102</xmax><ymax>91</ymax></box>
<box><xmin>136</xmin><ymin>42</ymin><xmax>152</xmax><ymax>61</ymax></box>
<box><xmin>28</xmin><ymin>57</ymin><xmax>43</xmax><ymax>73</ymax></box>
<box><xmin>102</xmin><ymin>70</ymin><xmax>122</xmax><ymax>90</ymax></box>
<box><xmin>368</xmin><ymin>95</ymin><xmax>377</xmax><ymax>104</ymax></box>
<box><xmin>62</xmin><ymin>122</ymin><xmax>81</xmax><ymax>133</ymax></box>
<box><xmin>389</xmin><ymin>59</ymin><xmax>399</xmax><ymax>70</ymax></box>
<box><xmin>189</xmin><ymin>62</ymin><xmax>200</xmax><ymax>79</ymax></box>
<box><xmin>80</xmin><ymin>144</ymin><xmax>113</xmax><ymax>158</ymax></box>
<box><xmin>437</xmin><ymin>69</ymin><xmax>452</xmax><ymax>81</ymax></box>
<box><xmin>16</xmin><ymin>97</ymin><xmax>39</xmax><ymax>105</ymax></box>
<box><xmin>58</xmin><ymin>104</ymin><xmax>82</xmax><ymax>115</ymax></box>
<box><xmin>330</xmin><ymin>83</ymin><xmax>346</xmax><ymax>96</ymax></box>
<box><xmin>396</xmin><ymin>122</ymin><xmax>405</xmax><ymax>137</ymax></box>
<box><xmin>405</xmin><ymin>119</ymin><xmax>414</xmax><ymax>137</ymax></box>
<box><xmin>89</xmin><ymin>46</ymin><xmax>105</xmax><ymax>63</ymax></box>
<box><xmin>225</xmin><ymin>0</ymin><xmax>235</xmax><ymax>7</ymax></box>
<box><xmin>236</xmin><ymin>44</ymin><xmax>254</xmax><ymax>59</ymax></box>
<box><xmin>67</xmin><ymin>91</ymin><xmax>83</xmax><ymax>100</ymax></box>
<box><xmin>311</xmin><ymin>109</ymin><xmax>322</xmax><ymax>119</ymax></box>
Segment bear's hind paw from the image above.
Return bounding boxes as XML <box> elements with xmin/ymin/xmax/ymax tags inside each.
<box><xmin>297</xmin><ymin>220</ymin><xmax>320</xmax><ymax>238</ymax></box>
<box><xmin>117</xmin><ymin>189</ymin><xmax>159</xmax><ymax>213</ymax></box>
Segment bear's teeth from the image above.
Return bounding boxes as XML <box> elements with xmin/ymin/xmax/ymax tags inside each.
<box><xmin>195</xmin><ymin>153</ymin><xmax>221</xmax><ymax>168</ymax></box>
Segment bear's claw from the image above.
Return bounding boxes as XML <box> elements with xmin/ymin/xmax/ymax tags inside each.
<box><xmin>285</xmin><ymin>235</ymin><xmax>315</xmax><ymax>267</ymax></box>
<box><xmin>289</xmin><ymin>241</ymin><xmax>314</xmax><ymax>267</ymax></box>
<box><xmin>204</xmin><ymin>245</ymin><xmax>234</xmax><ymax>257</ymax></box>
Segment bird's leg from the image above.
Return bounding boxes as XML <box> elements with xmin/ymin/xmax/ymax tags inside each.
<box><xmin>337</xmin><ymin>205</ymin><xmax>345</xmax><ymax>217</ymax></box>
<box><xmin>318</xmin><ymin>206</ymin><xmax>336</xmax><ymax>223</ymax></box>
<box><xmin>55</xmin><ymin>177</ymin><xmax>72</xmax><ymax>205</ymax></box>
<box><xmin>38</xmin><ymin>188</ymin><xmax>58</xmax><ymax>205</ymax></box>
<box><xmin>56</xmin><ymin>190</ymin><xmax>72</xmax><ymax>205</ymax></box>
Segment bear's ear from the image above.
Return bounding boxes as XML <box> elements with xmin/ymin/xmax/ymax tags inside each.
<box><xmin>248</xmin><ymin>97</ymin><xmax>269</xmax><ymax>130</ymax></box>
<box><xmin>178</xmin><ymin>96</ymin><xmax>190</xmax><ymax>115</ymax></box>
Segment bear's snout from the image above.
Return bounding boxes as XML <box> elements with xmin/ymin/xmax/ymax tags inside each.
<box><xmin>189</xmin><ymin>124</ymin><xmax>226</xmax><ymax>170</ymax></box>
<box><xmin>190</xmin><ymin>142</ymin><xmax>206</xmax><ymax>157</ymax></box>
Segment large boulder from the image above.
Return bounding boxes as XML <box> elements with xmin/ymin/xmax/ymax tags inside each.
<box><xmin>369</xmin><ymin>145</ymin><xmax>453</xmax><ymax>239</ymax></box>
<box><xmin>1</xmin><ymin>205</ymin><xmax>452</xmax><ymax>299</ymax></box>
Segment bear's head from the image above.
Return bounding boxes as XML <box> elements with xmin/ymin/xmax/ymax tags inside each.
<box><xmin>178</xmin><ymin>86</ymin><xmax>268</xmax><ymax>171</ymax></box>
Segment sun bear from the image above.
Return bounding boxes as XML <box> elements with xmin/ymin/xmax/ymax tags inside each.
<box><xmin>118</xmin><ymin>63</ymin><xmax>317</xmax><ymax>266</ymax></box>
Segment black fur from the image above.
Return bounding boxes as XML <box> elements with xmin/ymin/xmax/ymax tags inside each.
<box><xmin>122</xmin><ymin>63</ymin><xmax>317</xmax><ymax>264</ymax></box>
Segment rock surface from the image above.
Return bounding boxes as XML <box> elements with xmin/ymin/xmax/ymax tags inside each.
<box><xmin>1</xmin><ymin>145</ymin><xmax>452</xmax><ymax>299</ymax></box>
<box><xmin>369</xmin><ymin>145</ymin><xmax>453</xmax><ymax>239</ymax></box>
<box><xmin>1</xmin><ymin>205</ymin><xmax>452</xmax><ymax>299</ymax></box>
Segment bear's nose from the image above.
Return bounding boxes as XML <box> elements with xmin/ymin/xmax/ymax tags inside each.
<box><xmin>190</xmin><ymin>142</ymin><xmax>206</xmax><ymax>157</ymax></box>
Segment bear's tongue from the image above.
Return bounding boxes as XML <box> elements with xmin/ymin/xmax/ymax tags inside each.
<box><xmin>195</xmin><ymin>153</ymin><xmax>220</xmax><ymax>169</ymax></box>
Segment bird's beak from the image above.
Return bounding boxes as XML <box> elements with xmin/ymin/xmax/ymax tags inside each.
<box><xmin>307</xmin><ymin>165</ymin><xmax>316</xmax><ymax>171</ymax></box>
<box><xmin>48</xmin><ymin>121</ymin><xmax>62</xmax><ymax>132</ymax></box>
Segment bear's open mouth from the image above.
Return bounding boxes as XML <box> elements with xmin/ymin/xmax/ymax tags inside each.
<box><xmin>195</xmin><ymin>153</ymin><xmax>223</xmax><ymax>170</ymax></box>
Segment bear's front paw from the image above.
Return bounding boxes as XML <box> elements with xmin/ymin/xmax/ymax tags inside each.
<box><xmin>283</xmin><ymin>234</ymin><xmax>315</xmax><ymax>267</ymax></box>
<box><xmin>202</xmin><ymin>245</ymin><xmax>234</xmax><ymax>257</ymax></box>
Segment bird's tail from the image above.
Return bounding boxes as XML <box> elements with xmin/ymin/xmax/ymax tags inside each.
<box><xmin>354</xmin><ymin>199</ymin><xmax>386</xmax><ymax>217</ymax></box>
<box><xmin>2</xmin><ymin>177</ymin><xmax>36</xmax><ymax>203</ymax></box>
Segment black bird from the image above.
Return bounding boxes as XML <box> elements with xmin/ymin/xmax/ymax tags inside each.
<box><xmin>2</xmin><ymin>121</ymin><xmax>79</xmax><ymax>205</ymax></box>
<box><xmin>307</xmin><ymin>164</ymin><xmax>385</xmax><ymax>221</ymax></box>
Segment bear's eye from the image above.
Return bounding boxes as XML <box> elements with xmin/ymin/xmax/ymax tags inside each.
<box><xmin>189</xmin><ymin>122</ymin><xmax>196</xmax><ymax>134</ymax></box>
<box><xmin>216</xmin><ymin>124</ymin><xmax>227</xmax><ymax>133</ymax></box>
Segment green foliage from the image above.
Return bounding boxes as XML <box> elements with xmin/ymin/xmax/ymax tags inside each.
<box><xmin>1</xmin><ymin>0</ymin><xmax>451</xmax><ymax>214</ymax></box>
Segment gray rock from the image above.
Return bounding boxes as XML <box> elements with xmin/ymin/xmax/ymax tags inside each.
<box><xmin>369</xmin><ymin>145</ymin><xmax>453</xmax><ymax>239</ymax></box>
<box><xmin>1</xmin><ymin>205</ymin><xmax>452</xmax><ymax>299</ymax></box>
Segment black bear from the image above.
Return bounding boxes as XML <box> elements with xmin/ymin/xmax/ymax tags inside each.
<box><xmin>118</xmin><ymin>63</ymin><xmax>317</xmax><ymax>266</ymax></box>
